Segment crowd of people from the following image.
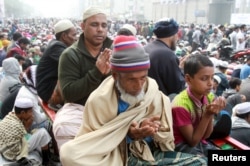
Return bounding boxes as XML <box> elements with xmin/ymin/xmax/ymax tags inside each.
<box><xmin>0</xmin><ymin>5</ymin><xmax>250</xmax><ymax>166</ymax></box>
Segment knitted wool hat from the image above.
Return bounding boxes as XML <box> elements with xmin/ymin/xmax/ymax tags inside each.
<box><xmin>153</xmin><ymin>18</ymin><xmax>179</xmax><ymax>38</ymax></box>
<box><xmin>110</xmin><ymin>35</ymin><xmax>150</xmax><ymax>72</ymax></box>
<box><xmin>83</xmin><ymin>6</ymin><xmax>107</xmax><ymax>21</ymax></box>
<box><xmin>54</xmin><ymin>19</ymin><xmax>74</xmax><ymax>34</ymax></box>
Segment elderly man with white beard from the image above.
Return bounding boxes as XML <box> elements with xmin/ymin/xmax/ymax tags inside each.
<box><xmin>60</xmin><ymin>35</ymin><xmax>207</xmax><ymax>166</ymax></box>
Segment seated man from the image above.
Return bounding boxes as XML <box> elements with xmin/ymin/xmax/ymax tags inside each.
<box><xmin>222</xmin><ymin>77</ymin><xmax>242</xmax><ymax>98</ymax></box>
<box><xmin>230</xmin><ymin>102</ymin><xmax>250</xmax><ymax>146</ymax></box>
<box><xmin>0</xmin><ymin>57</ymin><xmax>21</xmax><ymax>107</ymax></box>
<box><xmin>0</xmin><ymin>65</ymin><xmax>49</xmax><ymax>130</ymax></box>
<box><xmin>223</xmin><ymin>77</ymin><xmax>246</xmax><ymax>116</ymax></box>
<box><xmin>60</xmin><ymin>35</ymin><xmax>207</xmax><ymax>166</ymax></box>
<box><xmin>53</xmin><ymin>6</ymin><xmax>112</xmax><ymax>150</ymax></box>
<box><xmin>0</xmin><ymin>97</ymin><xmax>51</xmax><ymax>165</ymax></box>
<box><xmin>36</xmin><ymin>19</ymin><xmax>77</xmax><ymax>110</ymax></box>
<box><xmin>6</xmin><ymin>37</ymin><xmax>30</xmax><ymax>58</ymax></box>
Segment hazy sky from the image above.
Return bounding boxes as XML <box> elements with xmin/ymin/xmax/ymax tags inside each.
<box><xmin>23</xmin><ymin>0</ymin><xmax>80</xmax><ymax>18</ymax></box>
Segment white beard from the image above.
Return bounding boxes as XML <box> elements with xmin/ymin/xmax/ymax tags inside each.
<box><xmin>116</xmin><ymin>81</ymin><xmax>145</xmax><ymax>108</ymax></box>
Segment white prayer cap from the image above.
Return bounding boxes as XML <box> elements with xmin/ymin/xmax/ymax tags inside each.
<box><xmin>213</xmin><ymin>75</ymin><xmax>221</xmax><ymax>84</ymax></box>
<box><xmin>218</xmin><ymin>60</ymin><xmax>228</xmax><ymax>69</ymax></box>
<box><xmin>228</xmin><ymin>24</ymin><xmax>235</xmax><ymax>29</ymax></box>
<box><xmin>54</xmin><ymin>19</ymin><xmax>74</xmax><ymax>34</ymax></box>
<box><xmin>15</xmin><ymin>98</ymin><xmax>33</xmax><ymax>109</ymax></box>
<box><xmin>235</xmin><ymin>102</ymin><xmax>250</xmax><ymax>115</ymax></box>
<box><xmin>121</xmin><ymin>24</ymin><xmax>137</xmax><ymax>36</ymax></box>
<box><xmin>83</xmin><ymin>6</ymin><xmax>107</xmax><ymax>21</ymax></box>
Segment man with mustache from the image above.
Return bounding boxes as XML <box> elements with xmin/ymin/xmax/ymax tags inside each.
<box><xmin>54</xmin><ymin>6</ymin><xmax>113</xmax><ymax>150</ymax></box>
<box><xmin>60</xmin><ymin>35</ymin><xmax>207</xmax><ymax>166</ymax></box>
<box><xmin>36</xmin><ymin>19</ymin><xmax>77</xmax><ymax>111</ymax></box>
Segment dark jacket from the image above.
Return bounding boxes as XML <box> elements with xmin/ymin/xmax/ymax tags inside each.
<box><xmin>36</xmin><ymin>39</ymin><xmax>67</xmax><ymax>102</ymax></box>
<box><xmin>58</xmin><ymin>33</ymin><xmax>113</xmax><ymax>105</ymax></box>
<box><xmin>144</xmin><ymin>39</ymin><xmax>185</xmax><ymax>96</ymax></box>
<box><xmin>214</xmin><ymin>72</ymin><xmax>229</xmax><ymax>96</ymax></box>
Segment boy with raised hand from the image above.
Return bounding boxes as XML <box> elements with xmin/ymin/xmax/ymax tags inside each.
<box><xmin>172</xmin><ymin>53</ymin><xmax>226</xmax><ymax>156</ymax></box>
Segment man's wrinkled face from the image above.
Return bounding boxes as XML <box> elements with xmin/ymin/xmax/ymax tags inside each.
<box><xmin>113</xmin><ymin>70</ymin><xmax>148</xmax><ymax>106</ymax></box>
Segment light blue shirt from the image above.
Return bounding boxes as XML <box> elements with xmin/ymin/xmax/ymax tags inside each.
<box><xmin>118</xmin><ymin>98</ymin><xmax>152</xmax><ymax>144</ymax></box>
<box><xmin>240</xmin><ymin>64</ymin><xmax>250</xmax><ymax>80</ymax></box>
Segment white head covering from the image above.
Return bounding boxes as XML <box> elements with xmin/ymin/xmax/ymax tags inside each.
<box><xmin>217</xmin><ymin>60</ymin><xmax>229</xmax><ymax>69</ymax></box>
<box><xmin>83</xmin><ymin>6</ymin><xmax>107</xmax><ymax>21</ymax></box>
<box><xmin>213</xmin><ymin>75</ymin><xmax>221</xmax><ymax>84</ymax></box>
<box><xmin>54</xmin><ymin>19</ymin><xmax>74</xmax><ymax>34</ymax></box>
<box><xmin>121</xmin><ymin>24</ymin><xmax>137</xmax><ymax>36</ymax></box>
<box><xmin>234</xmin><ymin>102</ymin><xmax>250</xmax><ymax>115</ymax></box>
<box><xmin>15</xmin><ymin>97</ymin><xmax>33</xmax><ymax>108</ymax></box>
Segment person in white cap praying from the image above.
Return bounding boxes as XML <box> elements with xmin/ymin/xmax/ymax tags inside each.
<box><xmin>54</xmin><ymin>6</ymin><xmax>113</xmax><ymax>151</ymax></box>
<box><xmin>0</xmin><ymin>97</ymin><xmax>51</xmax><ymax>165</ymax></box>
<box><xmin>36</xmin><ymin>19</ymin><xmax>77</xmax><ymax>111</ymax></box>
<box><xmin>214</xmin><ymin>60</ymin><xmax>229</xmax><ymax>96</ymax></box>
<box><xmin>212</xmin><ymin>74</ymin><xmax>221</xmax><ymax>95</ymax></box>
<box><xmin>230</xmin><ymin>102</ymin><xmax>250</xmax><ymax>146</ymax></box>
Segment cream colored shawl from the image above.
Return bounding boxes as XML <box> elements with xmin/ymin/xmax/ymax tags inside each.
<box><xmin>60</xmin><ymin>76</ymin><xmax>174</xmax><ymax>166</ymax></box>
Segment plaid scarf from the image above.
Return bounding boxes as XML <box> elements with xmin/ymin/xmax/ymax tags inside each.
<box><xmin>0</xmin><ymin>113</ymin><xmax>28</xmax><ymax>161</ymax></box>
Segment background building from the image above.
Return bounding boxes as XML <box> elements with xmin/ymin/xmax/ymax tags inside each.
<box><xmin>87</xmin><ymin>0</ymin><xmax>153</xmax><ymax>22</ymax></box>
<box><xmin>1</xmin><ymin>0</ymin><xmax>250</xmax><ymax>25</ymax></box>
<box><xmin>152</xmin><ymin>0</ymin><xmax>236</xmax><ymax>24</ymax></box>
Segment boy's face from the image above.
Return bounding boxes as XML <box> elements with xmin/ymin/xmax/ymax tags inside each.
<box><xmin>185</xmin><ymin>66</ymin><xmax>214</xmax><ymax>99</ymax></box>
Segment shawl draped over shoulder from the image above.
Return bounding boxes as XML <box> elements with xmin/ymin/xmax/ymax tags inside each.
<box><xmin>60</xmin><ymin>76</ymin><xmax>174</xmax><ymax>166</ymax></box>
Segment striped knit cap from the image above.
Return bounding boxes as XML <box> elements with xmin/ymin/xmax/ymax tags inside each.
<box><xmin>110</xmin><ymin>35</ymin><xmax>150</xmax><ymax>72</ymax></box>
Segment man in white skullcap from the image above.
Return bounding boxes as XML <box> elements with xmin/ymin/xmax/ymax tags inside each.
<box><xmin>36</xmin><ymin>19</ymin><xmax>77</xmax><ymax>111</ymax></box>
<box><xmin>212</xmin><ymin>74</ymin><xmax>221</xmax><ymax>95</ymax></box>
<box><xmin>231</xmin><ymin>102</ymin><xmax>250</xmax><ymax>146</ymax></box>
<box><xmin>54</xmin><ymin>6</ymin><xmax>113</xmax><ymax>150</ymax></box>
<box><xmin>214</xmin><ymin>60</ymin><xmax>229</xmax><ymax>96</ymax></box>
<box><xmin>0</xmin><ymin>97</ymin><xmax>51</xmax><ymax>165</ymax></box>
